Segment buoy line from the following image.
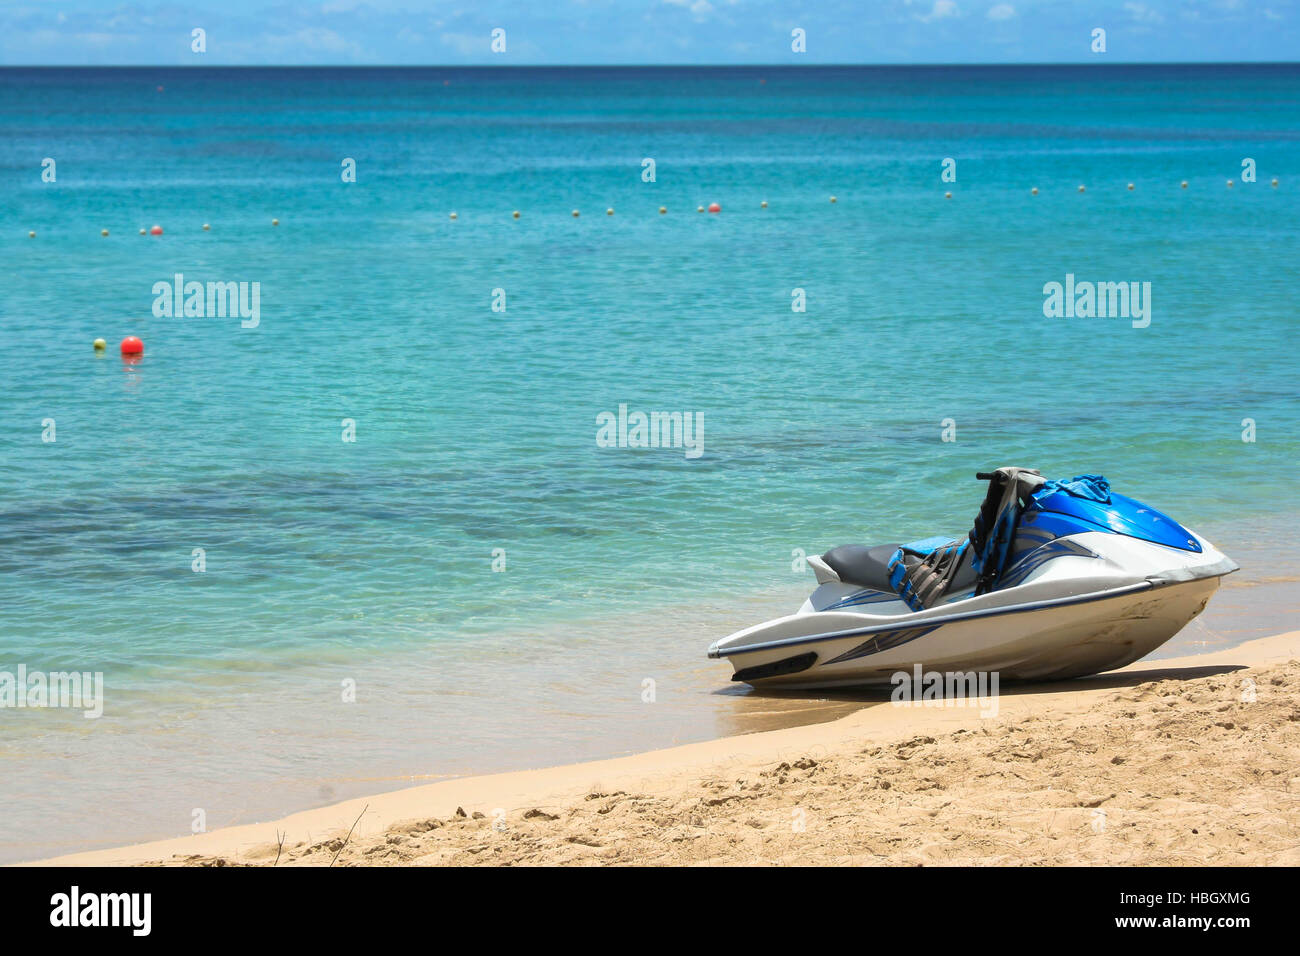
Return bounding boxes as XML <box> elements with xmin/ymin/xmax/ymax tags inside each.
<box><xmin>26</xmin><ymin>177</ymin><xmax>1288</xmax><ymax>242</ymax></box>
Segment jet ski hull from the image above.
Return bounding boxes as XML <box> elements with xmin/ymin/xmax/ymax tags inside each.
<box><xmin>716</xmin><ymin>575</ymin><xmax>1221</xmax><ymax>689</ymax></box>
<box><xmin>710</xmin><ymin>527</ymin><xmax>1236</xmax><ymax>689</ymax></box>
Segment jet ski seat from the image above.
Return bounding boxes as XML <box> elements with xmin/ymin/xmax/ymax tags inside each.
<box><xmin>822</xmin><ymin>541</ymin><xmax>978</xmax><ymax>597</ymax></box>
<box><xmin>821</xmin><ymin>543</ymin><xmax>904</xmax><ymax>592</ymax></box>
<box><xmin>821</xmin><ymin>469</ymin><xmax>1045</xmax><ymax>606</ymax></box>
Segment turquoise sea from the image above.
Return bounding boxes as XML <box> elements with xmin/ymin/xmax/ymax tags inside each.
<box><xmin>1</xmin><ymin>65</ymin><xmax>1298</xmax><ymax>862</ymax></box>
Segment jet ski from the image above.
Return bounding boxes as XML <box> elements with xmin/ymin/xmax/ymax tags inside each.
<box><xmin>708</xmin><ymin>468</ymin><xmax>1238</xmax><ymax>689</ymax></box>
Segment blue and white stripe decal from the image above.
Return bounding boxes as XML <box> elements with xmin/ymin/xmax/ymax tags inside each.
<box><xmin>999</xmin><ymin>538</ymin><xmax>1099</xmax><ymax>589</ymax></box>
<box><xmin>711</xmin><ymin>580</ymin><xmax>1153</xmax><ymax>658</ymax></box>
<box><xmin>821</xmin><ymin>588</ymin><xmax>901</xmax><ymax>611</ymax></box>
<box><xmin>822</xmin><ymin>624</ymin><xmax>943</xmax><ymax>665</ymax></box>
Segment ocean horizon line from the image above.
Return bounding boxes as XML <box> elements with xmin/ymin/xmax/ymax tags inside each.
<box><xmin>2</xmin><ymin>61</ymin><xmax>1298</xmax><ymax>70</ymax></box>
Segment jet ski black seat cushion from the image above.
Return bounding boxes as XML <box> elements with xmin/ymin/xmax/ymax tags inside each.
<box><xmin>822</xmin><ymin>544</ymin><xmax>901</xmax><ymax>592</ymax></box>
<box><xmin>824</xmin><ymin>542</ymin><xmax>980</xmax><ymax>595</ymax></box>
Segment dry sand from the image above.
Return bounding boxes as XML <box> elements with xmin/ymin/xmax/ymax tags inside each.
<box><xmin>35</xmin><ymin>631</ymin><xmax>1300</xmax><ymax>867</ymax></box>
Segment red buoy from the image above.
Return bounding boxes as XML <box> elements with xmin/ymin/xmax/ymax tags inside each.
<box><xmin>149</xmin><ymin>225</ymin><xmax>163</xmax><ymax>236</ymax></box>
<box><xmin>708</xmin><ymin>202</ymin><xmax>721</xmax><ymax>213</ymax></box>
<box><xmin>120</xmin><ymin>336</ymin><xmax>144</xmax><ymax>355</ymax></box>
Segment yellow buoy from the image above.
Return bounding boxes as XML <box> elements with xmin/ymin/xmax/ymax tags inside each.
<box><xmin>449</xmin><ymin>212</ymin><xmax>458</xmax><ymax>220</ymax></box>
<box><xmin>1226</xmin><ymin>180</ymin><xmax>1234</xmax><ymax>188</ymax></box>
<box><xmin>829</xmin><ymin>196</ymin><xmax>837</xmax><ymax>203</ymax></box>
<box><xmin>1078</xmin><ymin>185</ymin><xmax>1086</xmax><ymax>193</ymax></box>
<box><xmin>944</xmin><ymin>191</ymin><xmax>952</xmax><ymax>199</ymax></box>
<box><xmin>606</xmin><ymin>207</ymin><xmax>614</xmax><ymax>216</ymax></box>
<box><xmin>1031</xmin><ymin>187</ymin><xmax>1039</xmax><ymax>195</ymax></box>
<box><xmin>139</xmin><ymin>227</ymin><xmax>147</xmax><ymax>234</ymax></box>
<box><xmin>1271</xmin><ymin>178</ymin><xmax>1279</xmax><ymax>187</ymax></box>
<box><xmin>760</xmin><ymin>200</ymin><xmax>768</xmax><ymax>208</ymax></box>
<box><xmin>272</xmin><ymin>218</ymin><xmax>280</xmax><ymax>226</ymax></box>
<box><xmin>93</xmin><ymin>338</ymin><xmax>106</xmax><ymax>351</ymax></box>
<box><xmin>658</xmin><ymin>206</ymin><xmax>666</xmax><ymax>214</ymax></box>
<box><xmin>696</xmin><ymin>205</ymin><xmax>704</xmax><ymax>213</ymax></box>
<box><xmin>1127</xmin><ymin>183</ymin><xmax>1134</xmax><ymax>191</ymax></box>
<box><xmin>1180</xmin><ymin>180</ymin><xmax>1188</xmax><ymax>188</ymax></box>
<box><xmin>572</xmin><ymin>209</ymin><xmax>580</xmax><ymax>217</ymax></box>
<box><xmin>28</xmin><ymin>230</ymin><xmax>35</xmax><ymax>238</ymax></box>
<box><xmin>203</xmin><ymin>223</ymin><xmax>211</xmax><ymax>231</ymax></box>
<box><xmin>101</xmin><ymin>228</ymin><xmax>109</xmax><ymax>237</ymax></box>
<box><xmin>512</xmin><ymin>210</ymin><xmax>520</xmax><ymax>219</ymax></box>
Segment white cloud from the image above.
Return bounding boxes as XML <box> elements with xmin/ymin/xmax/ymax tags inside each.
<box><xmin>987</xmin><ymin>3</ymin><xmax>1015</xmax><ymax>20</ymax></box>
<box><xmin>213</xmin><ymin>26</ymin><xmax>370</xmax><ymax>62</ymax></box>
<box><xmin>664</xmin><ymin>0</ymin><xmax>714</xmax><ymax>19</ymax></box>
<box><xmin>439</xmin><ymin>31</ymin><xmax>484</xmax><ymax>56</ymax></box>
<box><xmin>919</xmin><ymin>1</ymin><xmax>959</xmax><ymax>23</ymax></box>
<box><xmin>288</xmin><ymin>27</ymin><xmax>361</xmax><ymax>54</ymax></box>
<box><xmin>1124</xmin><ymin>2</ymin><xmax>1164</xmax><ymax>23</ymax></box>
<box><xmin>73</xmin><ymin>32</ymin><xmax>120</xmax><ymax>48</ymax></box>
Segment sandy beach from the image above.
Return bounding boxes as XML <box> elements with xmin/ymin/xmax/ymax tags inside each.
<box><xmin>34</xmin><ymin>630</ymin><xmax>1299</xmax><ymax>867</ymax></box>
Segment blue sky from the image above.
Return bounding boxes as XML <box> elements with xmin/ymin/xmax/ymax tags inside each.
<box><xmin>0</xmin><ymin>1</ymin><xmax>1294</xmax><ymax>65</ymax></box>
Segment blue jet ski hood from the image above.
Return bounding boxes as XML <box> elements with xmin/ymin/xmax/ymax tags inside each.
<box><xmin>1026</xmin><ymin>474</ymin><xmax>1202</xmax><ymax>554</ymax></box>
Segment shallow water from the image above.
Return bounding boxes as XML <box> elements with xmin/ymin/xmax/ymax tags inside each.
<box><xmin>1</xmin><ymin>65</ymin><xmax>1298</xmax><ymax>862</ymax></box>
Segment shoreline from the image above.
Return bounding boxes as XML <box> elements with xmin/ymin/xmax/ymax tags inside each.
<box><xmin>7</xmin><ymin>568</ymin><xmax>1291</xmax><ymax>865</ymax></box>
<box><xmin>31</xmin><ymin>629</ymin><xmax>1300</xmax><ymax>867</ymax></box>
